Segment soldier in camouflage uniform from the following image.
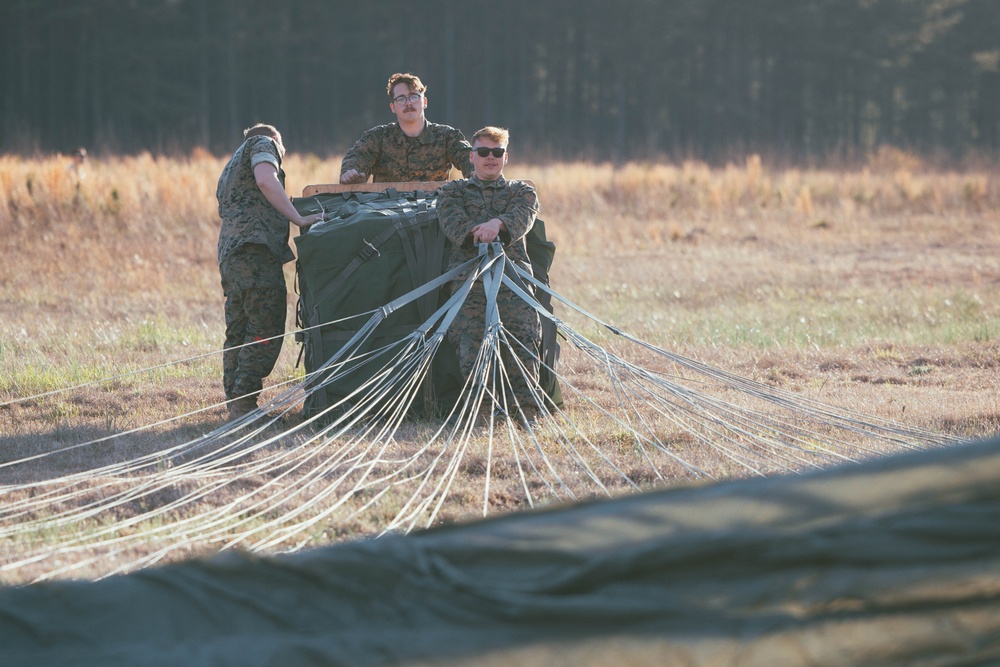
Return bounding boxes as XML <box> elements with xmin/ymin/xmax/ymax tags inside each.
<box><xmin>217</xmin><ymin>124</ymin><xmax>322</xmax><ymax>420</ymax></box>
<box><xmin>340</xmin><ymin>73</ymin><xmax>473</xmax><ymax>184</ymax></box>
<box><xmin>437</xmin><ymin>126</ymin><xmax>542</xmax><ymax>421</ymax></box>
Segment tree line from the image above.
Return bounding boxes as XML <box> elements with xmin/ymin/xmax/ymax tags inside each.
<box><xmin>3</xmin><ymin>0</ymin><xmax>999</xmax><ymax>164</ymax></box>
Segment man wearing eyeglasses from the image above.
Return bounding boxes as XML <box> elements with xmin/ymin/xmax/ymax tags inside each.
<box><xmin>437</xmin><ymin>126</ymin><xmax>542</xmax><ymax>423</ymax></box>
<box><xmin>339</xmin><ymin>72</ymin><xmax>473</xmax><ymax>184</ymax></box>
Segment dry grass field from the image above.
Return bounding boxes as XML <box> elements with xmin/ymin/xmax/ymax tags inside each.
<box><xmin>0</xmin><ymin>148</ymin><xmax>998</xmax><ymax>581</ymax></box>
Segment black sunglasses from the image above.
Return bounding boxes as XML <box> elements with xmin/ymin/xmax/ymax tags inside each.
<box><xmin>473</xmin><ymin>147</ymin><xmax>506</xmax><ymax>158</ymax></box>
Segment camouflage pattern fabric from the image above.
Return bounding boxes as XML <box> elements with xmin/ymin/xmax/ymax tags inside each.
<box><xmin>216</xmin><ymin>135</ymin><xmax>295</xmax><ymax>266</ymax></box>
<box><xmin>219</xmin><ymin>244</ymin><xmax>287</xmax><ymax>401</ymax></box>
<box><xmin>438</xmin><ymin>176</ymin><xmax>541</xmax><ymax>407</ymax></box>
<box><xmin>340</xmin><ymin>121</ymin><xmax>473</xmax><ymax>183</ymax></box>
<box><xmin>449</xmin><ymin>282</ymin><xmax>540</xmax><ymax>408</ymax></box>
<box><xmin>437</xmin><ymin>176</ymin><xmax>539</xmax><ymax>281</ymax></box>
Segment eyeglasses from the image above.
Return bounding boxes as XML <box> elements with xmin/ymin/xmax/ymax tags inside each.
<box><xmin>392</xmin><ymin>93</ymin><xmax>423</xmax><ymax>106</ymax></box>
<box><xmin>473</xmin><ymin>147</ymin><xmax>506</xmax><ymax>158</ymax></box>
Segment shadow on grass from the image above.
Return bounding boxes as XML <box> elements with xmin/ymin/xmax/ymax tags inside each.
<box><xmin>0</xmin><ymin>407</ymin><xmax>263</xmax><ymax>485</ymax></box>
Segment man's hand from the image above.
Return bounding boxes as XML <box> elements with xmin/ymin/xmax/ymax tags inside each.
<box><xmin>292</xmin><ymin>211</ymin><xmax>324</xmax><ymax>228</ymax></box>
<box><xmin>340</xmin><ymin>169</ymin><xmax>367</xmax><ymax>184</ymax></box>
<box><xmin>471</xmin><ymin>218</ymin><xmax>503</xmax><ymax>243</ymax></box>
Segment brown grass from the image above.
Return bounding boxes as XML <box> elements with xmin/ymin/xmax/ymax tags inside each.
<box><xmin>1</xmin><ymin>151</ymin><xmax>998</xmax><ymax>581</ymax></box>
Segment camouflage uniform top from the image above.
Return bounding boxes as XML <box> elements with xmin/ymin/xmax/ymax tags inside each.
<box><xmin>340</xmin><ymin>121</ymin><xmax>474</xmax><ymax>183</ymax></box>
<box><xmin>437</xmin><ymin>175</ymin><xmax>539</xmax><ymax>283</ymax></box>
<box><xmin>216</xmin><ymin>135</ymin><xmax>295</xmax><ymax>266</ymax></box>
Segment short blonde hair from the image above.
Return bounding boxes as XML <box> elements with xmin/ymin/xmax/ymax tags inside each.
<box><xmin>472</xmin><ymin>126</ymin><xmax>509</xmax><ymax>145</ymax></box>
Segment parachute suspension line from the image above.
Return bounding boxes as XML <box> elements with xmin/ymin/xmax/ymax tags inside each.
<box><xmin>0</xmin><ymin>309</ymin><xmax>378</xmax><ymax>410</ymax></box>
<box><xmin>0</xmin><ymin>255</ymin><xmax>493</xmax><ymax>473</ymax></box>
<box><xmin>372</xmin><ymin>252</ymin><xmax>500</xmax><ymax>533</ymax></box>
<box><xmin>0</xmin><ymin>237</ymin><xmax>963</xmax><ymax>583</ymax></box>
<box><xmin>510</xmin><ymin>260</ymin><xmax>957</xmax><ymax>449</ymax></box>
<box><xmin>245</xmin><ymin>290</ymin><xmax>508</xmax><ymax>546</ymax></box>
<box><xmin>0</xmin><ymin>264</ymin><xmax>468</xmax><ymax>576</ymax></box>
<box><xmin>545</xmin><ymin>304</ymin><xmax>859</xmax><ymax>476</ymax></box>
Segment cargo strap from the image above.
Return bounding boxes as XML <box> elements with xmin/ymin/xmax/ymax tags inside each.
<box><xmin>302</xmin><ymin>256</ymin><xmax>482</xmax><ymax>416</ymax></box>
<box><xmin>384</xmin><ymin>199</ymin><xmax>449</xmax><ymax>410</ymax></box>
<box><xmin>389</xmin><ymin>200</ymin><xmax>447</xmax><ymax>324</ymax></box>
<box><xmin>300</xmin><ymin>193</ymin><xmax>448</xmax><ymax>414</ymax></box>
<box><xmin>301</xmin><ymin>208</ymin><xmax>420</xmax><ymax>412</ymax></box>
<box><xmin>304</xmin><ymin>197</ymin><xmax>445</xmax><ymax>332</ymax></box>
<box><xmin>306</xmin><ymin>204</ymin><xmax>429</xmax><ymax>323</ymax></box>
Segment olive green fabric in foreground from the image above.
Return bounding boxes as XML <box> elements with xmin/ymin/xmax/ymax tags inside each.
<box><xmin>2</xmin><ymin>436</ymin><xmax>999</xmax><ymax>666</ymax></box>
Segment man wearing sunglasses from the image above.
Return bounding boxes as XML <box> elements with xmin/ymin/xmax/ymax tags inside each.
<box><xmin>339</xmin><ymin>72</ymin><xmax>473</xmax><ymax>184</ymax></box>
<box><xmin>437</xmin><ymin>126</ymin><xmax>542</xmax><ymax>423</ymax></box>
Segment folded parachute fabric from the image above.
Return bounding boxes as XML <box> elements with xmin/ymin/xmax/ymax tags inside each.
<box><xmin>2</xmin><ymin>435</ymin><xmax>999</xmax><ymax>667</ymax></box>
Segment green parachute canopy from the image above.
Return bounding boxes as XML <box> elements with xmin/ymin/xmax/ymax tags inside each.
<box><xmin>1</xmin><ymin>435</ymin><xmax>998</xmax><ymax>665</ymax></box>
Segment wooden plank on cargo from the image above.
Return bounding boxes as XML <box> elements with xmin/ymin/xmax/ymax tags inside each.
<box><xmin>302</xmin><ymin>179</ymin><xmax>535</xmax><ymax>197</ymax></box>
<box><xmin>302</xmin><ymin>182</ymin><xmax>448</xmax><ymax>197</ymax></box>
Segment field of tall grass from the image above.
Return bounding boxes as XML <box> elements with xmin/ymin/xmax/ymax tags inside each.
<box><xmin>2</xmin><ymin>149</ymin><xmax>996</xmax><ymax>416</ymax></box>
<box><xmin>1</xmin><ymin>148</ymin><xmax>998</xmax><ymax>580</ymax></box>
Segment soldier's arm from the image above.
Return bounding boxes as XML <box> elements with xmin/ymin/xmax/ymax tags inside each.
<box><xmin>339</xmin><ymin>128</ymin><xmax>380</xmax><ymax>183</ymax></box>
<box><xmin>437</xmin><ymin>185</ymin><xmax>478</xmax><ymax>248</ymax></box>
<box><xmin>254</xmin><ymin>163</ymin><xmax>322</xmax><ymax>227</ymax></box>
<box><xmin>447</xmin><ymin>129</ymin><xmax>474</xmax><ymax>178</ymax></box>
<box><xmin>494</xmin><ymin>183</ymin><xmax>539</xmax><ymax>242</ymax></box>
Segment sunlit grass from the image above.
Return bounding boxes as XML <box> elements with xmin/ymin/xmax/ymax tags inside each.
<box><xmin>0</xmin><ymin>151</ymin><xmax>998</xmax><ymax>584</ymax></box>
<box><xmin>3</xmin><ymin>150</ymin><xmax>996</xmax><ymax>396</ymax></box>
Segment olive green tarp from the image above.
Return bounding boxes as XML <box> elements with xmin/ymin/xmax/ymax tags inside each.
<box><xmin>2</xmin><ymin>436</ymin><xmax>998</xmax><ymax>666</ymax></box>
<box><xmin>293</xmin><ymin>189</ymin><xmax>559</xmax><ymax>418</ymax></box>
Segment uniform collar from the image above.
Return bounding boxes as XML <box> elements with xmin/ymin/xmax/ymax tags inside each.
<box><xmin>468</xmin><ymin>174</ymin><xmax>507</xmax><ymax>190</ymax></box>
<box><xmin>392</xmin><ymin>119</ymin><xmax>434</xmax><ymax>144</ymax></box>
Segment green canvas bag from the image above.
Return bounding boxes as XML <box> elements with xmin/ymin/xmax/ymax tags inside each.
<box><xmin>294</xmin><ymin>187</ymin><xmax>560</xmax><ymax>418</ymax></box>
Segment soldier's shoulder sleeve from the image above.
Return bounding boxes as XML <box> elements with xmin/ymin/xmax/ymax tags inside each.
<box><xmin>510</xmin><ymin>179</ymin><xmax>538</xmax><ymax>201</ymax></box>
<box><xmin>447</xmin><ymin>127</ymin><xmax>474</xmax><ymax>177</ymax></box>
<box><xmin>437</xmin><ymin>180</ymin><xmax>470</xmax><ymax>219</ymax></box>
<box><xmin>366</xmin><ymin>123</ymin><xmax>397</xmax><ymax>140</ymax></box>
<box><xmin>439</xmin><ymin>178</ymin><xmax>466</xmax><ymax>198</ymax></box>
<box><xmin>506</xmin><ymin>180</ymin><xmax>540</xmax><ymax>218</ymax></box>
<box><xmin>439</xmin><ymin>123</ymin><xmax>463</xmax><ymax>139</ymax></box>
<box><xmin>427</xmin><ymin>121</ymin><xmax>467</xmax><ymax>145</ymax></box>
<box><xmin>341</xmin><ymin>124</ymin><xmax>390</xmax><ymax>172</ymax></box>
<box><xmin>436</xmin><ymin>180</ymin><xmax>474</xmax><ymax>246</ymax></box>
<box><xmin>247</xmin><ymin>136</ymin><xmax>280</xmax><ymax>169</ymax></box>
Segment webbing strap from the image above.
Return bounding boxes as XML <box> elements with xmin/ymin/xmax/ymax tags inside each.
<box><xmin>418</xmin><ymin>213</ymin><xmax>447</xmax><ymax>320</ymax></box>
<box><xmin>317</xmin><ymin>323</ymin><xmax>431</xmax><ymax>342</ymax></box>
<box><xmin>307</xmin><ymin>255</ymin><xmax>480</xmax><ymax>373</ymax></box>
<box><xmin>394</xmin><ymin>201</ymin><xmax>446</xmax><ymax>323</ymax></box>
<box><xmin>306</xmin><ymin>193</ymin><xmax>448</xmax><ymax>321</ymax></box>
<box><xmin>308</xmin><ymin>213</ymin><xmax>412</xmax><ymax>320</ymax></box>
<box><xmin>500</xmin><ymin>258</ymin><xmax>562</xmax><ymax>391</ymax></box>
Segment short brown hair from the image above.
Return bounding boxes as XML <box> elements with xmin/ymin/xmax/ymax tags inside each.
<box><xmin>243</xmin><ymin>123</ymin><xmax>284</xmax><ymax>155</ymax></box>
<box><xmin>386</xmin><ymin>72</ymin><xmax>426</xmax><ymax>98</ymax></box>
<box><xmin>472</xmin><ymin>126</ymin><xmax>510</xmax><ymax>145</ymax></box>
<box><xmin>243</xmin><ymin>123</ymin><xmax>280</xmax><ymax>142</ymax></box>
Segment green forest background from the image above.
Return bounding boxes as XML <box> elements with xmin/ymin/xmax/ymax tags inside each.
<box><xmin>3</xmin><ymin>0</ymin><xmax>999</xmax><ymax>164</ymax></box>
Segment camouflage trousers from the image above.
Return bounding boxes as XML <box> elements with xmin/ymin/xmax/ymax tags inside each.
<box><xmin>446</xmin><ymin>281</ymin><xmax>541</xmax><ymax>408</ymax></box>
<box><xmin>219</xmin><ymin>244</ymin><xmax>287</xmax><ymax>401</ymax></box>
